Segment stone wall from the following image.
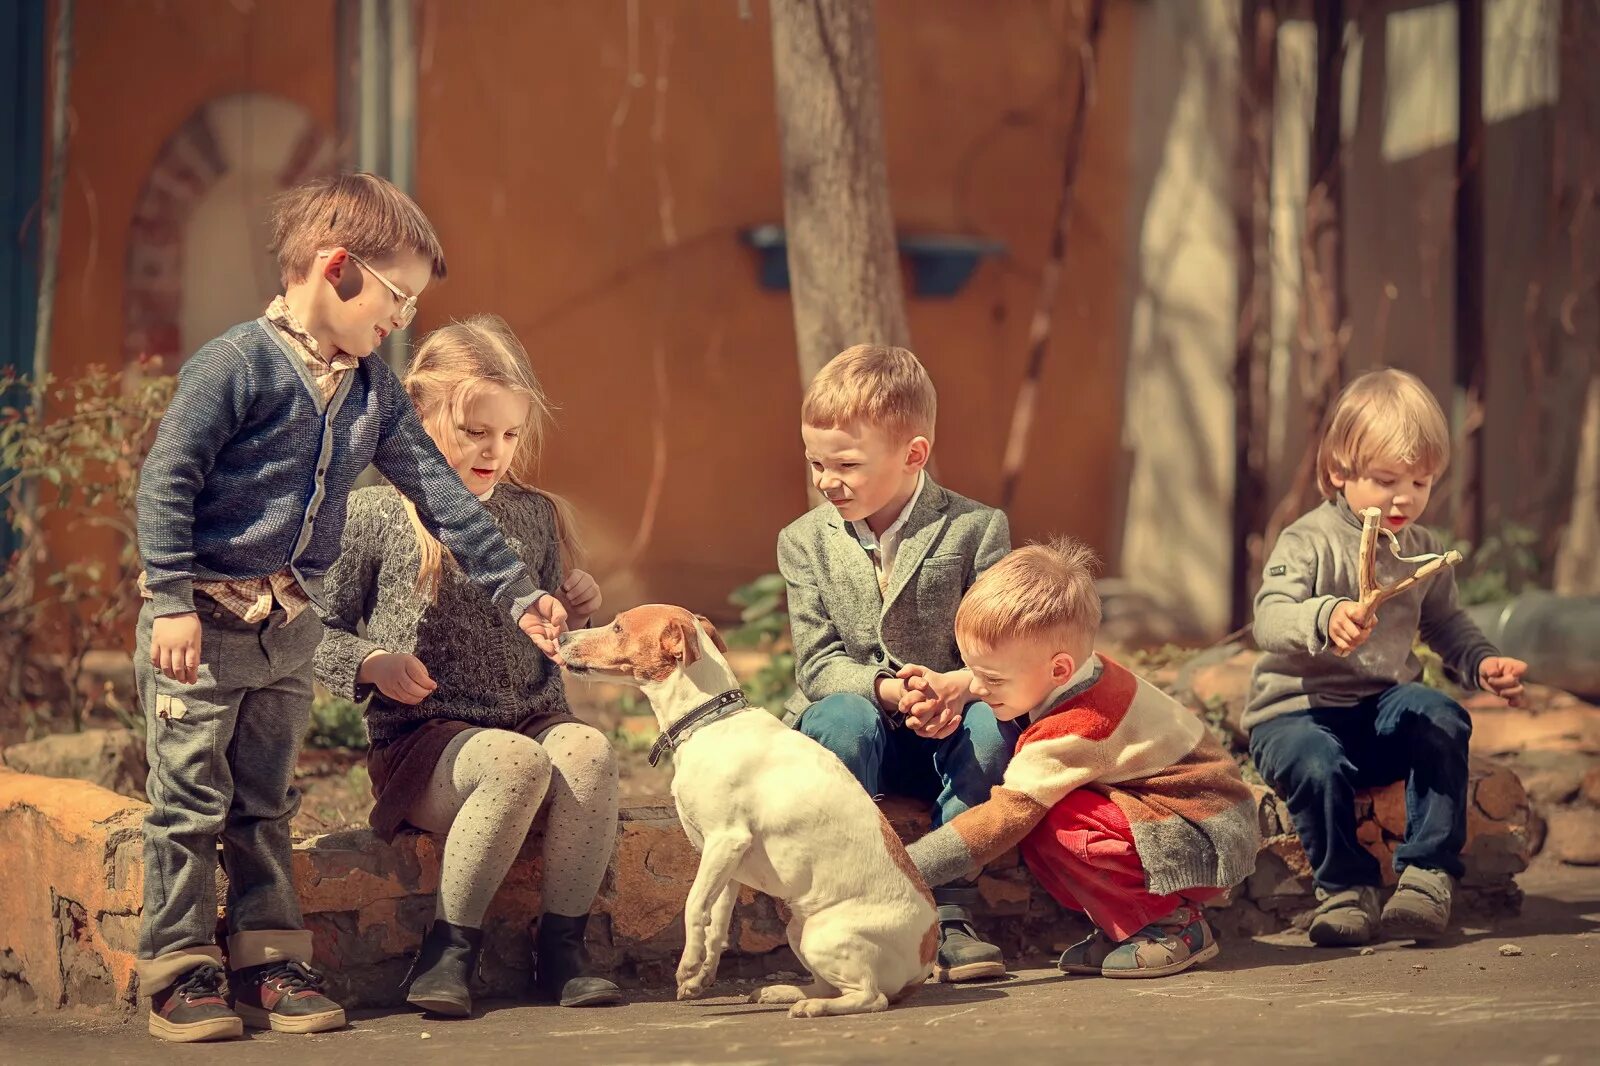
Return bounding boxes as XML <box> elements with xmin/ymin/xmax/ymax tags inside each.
<box><xmin>0</xmin><ymin>753</ymin><xmax>1535</xmax><ymax>1015</ymax></box>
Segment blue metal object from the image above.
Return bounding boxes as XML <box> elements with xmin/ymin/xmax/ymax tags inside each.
<box><xmin>0</xmin><ymin>0</ymin><xmax>46</xmax><ymax>561</ymax></box>
<box><xmin>741</xmin><ymin>225</ymin><xmax>1007</xmax><ymax>299</ymax></box>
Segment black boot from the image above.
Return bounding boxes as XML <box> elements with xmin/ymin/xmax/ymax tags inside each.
<box><xmin>931</xmin><ymin>884</ymin><xmax>1007</xmax><ymax>983</ymax></box>
<box><xmin>405</xmin><ymin>920</ymin><xmax>482</xmax><ymax>1017</ymax></box>
<box><xmin>533</xmin><ymin>913</ymin><xmax>623</xmax><ymax>1007</ymax></box>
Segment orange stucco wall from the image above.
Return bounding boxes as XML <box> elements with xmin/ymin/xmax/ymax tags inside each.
<box><xmin>41</xmin><ymin>0</ymin><xmax>339</xmax><ymax>580</ymax></box>
<box><xmin>43</xmin><ymin>0</ymin><xmax>1133</xmax><ymax>623</ymax></box>
<box><xmin>412</xmin><ymin>0</ymin><xmax>1134</xmax><ymax>615</ymax></box>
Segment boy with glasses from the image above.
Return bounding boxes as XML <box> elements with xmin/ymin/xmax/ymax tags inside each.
<box><xmin>134</xmin><ymin>173</ymin><xmax>568</xmax><ymax>1041</ymax></box>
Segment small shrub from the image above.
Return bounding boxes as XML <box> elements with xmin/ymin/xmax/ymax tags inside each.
<box><xmin>726</xmin><ymin>572</ymin><xmax>795</xmax><ymax>715</ymax></box>
<box><xmin>1</xmin><ymin>362</ymin><xmax>176</xmax><ymax>733</ymax></box>
<box><xmin>305</xmin><ymin>685</ymin><xmax>367</xmax><ymax>750</ymax></box>
<box><xmin>1435</xmin><ymin>521</ymin><xmax>1541</xmax><ymax>607</ymax></box>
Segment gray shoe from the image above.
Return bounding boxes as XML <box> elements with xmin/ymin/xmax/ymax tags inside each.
<box><xmin>1380</xmin><ymin>866</ymin><xmax>1453</xmax><ymax>942</ymax></box>
<box><xmin>1308</xmin><ymin>885</ymin><xmax>1381</xmax><ymax>947</ymax></box>
<box><xmin>930</xmin><ymin>888</ymin><xmax>1007</xmax><ymax>982</ymax></box>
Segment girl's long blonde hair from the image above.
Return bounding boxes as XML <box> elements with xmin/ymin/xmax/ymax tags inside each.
<box><xmin>402</xmin><ymin>314</ymin><xmax>582</xmax><ymax>601</ymax></box>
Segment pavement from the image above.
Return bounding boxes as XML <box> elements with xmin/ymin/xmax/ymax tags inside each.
<box><xmin>6</xmin><ymin>859</ymin><xmax>1599</xmax><ymax>1066</ymax></box>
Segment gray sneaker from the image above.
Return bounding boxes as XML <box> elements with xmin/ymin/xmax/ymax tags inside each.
<box><xmin>1380</xmin><ymin>866</ymin><xmax>1453</xmax><ymax>942</ymax></box>
<box><xmin>930</xmin><ymin>895</ymin><xmax>1007</xmax><ymax>983</ymax></box>
<box><xmin>1308</xmin><ymin>885</ymin><xmax>1381</xmax><ymax>947</ymax></box>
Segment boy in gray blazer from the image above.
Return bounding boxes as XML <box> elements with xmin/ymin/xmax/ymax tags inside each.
<box><xmin>778</xmin><ymin>344</ymin><xmax>1016</xmax><ymax>982</ymax></box>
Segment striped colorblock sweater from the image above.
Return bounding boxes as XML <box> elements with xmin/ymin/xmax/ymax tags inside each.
<box><xmin>907</xmin><ymin>654</ymin><xmax>1261</xmax><ymax>896</ymax></box>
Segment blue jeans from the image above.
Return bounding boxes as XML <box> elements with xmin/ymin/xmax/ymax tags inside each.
<box><xmin>797</xmin><ymin>692</ymin><xmax>1023</xmax><ymax>828</ymax></box>
<box><xmin>1249</xmin><ymin>683</ymin><xmax>1472</xmax><ymax>891</ymax></box>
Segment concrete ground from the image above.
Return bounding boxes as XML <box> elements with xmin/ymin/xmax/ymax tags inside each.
<box><xmin>8</xmin><ymin>860</ymin><xmax>1600</xmax><ymax>1066</ymax></box>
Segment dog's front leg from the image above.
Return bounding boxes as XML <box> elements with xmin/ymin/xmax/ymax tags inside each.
<box><xmin>694</xmin><ymin>880</ymin><xmax>739</xmax><ymax>994</ymax></box>
<box><xmin>677</xmin><ymin>828</ymin><xmax>751</xmax><ymax>1000</ymax></box>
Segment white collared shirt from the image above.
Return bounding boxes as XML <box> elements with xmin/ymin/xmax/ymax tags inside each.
<box><xmin>849</xmin><ymin>471</ymin><xmax>926</xmax><ymax>596</ymax></box>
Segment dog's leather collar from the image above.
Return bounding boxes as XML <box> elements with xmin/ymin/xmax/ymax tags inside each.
<box><xmin>649</xmin><ymin>689</ymin><xmax>749</xmax><ymax>766</ymax></box>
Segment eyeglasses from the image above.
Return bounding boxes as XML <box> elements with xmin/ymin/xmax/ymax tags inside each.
<box><xmin>346</xmin><ymin>252</ymin><xmax>418</xmax><ymax>329</ymax></box>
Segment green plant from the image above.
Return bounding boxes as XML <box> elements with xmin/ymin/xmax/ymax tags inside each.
<box><xmin>726</xmin><ymin>572</ymin><xmax>789</xmax><ymax>648</ymax></box>
<box><xmin>725</xmin><ymin>572</ymin><xmax>795</xmax><ymax>715</ymax></box>
<box><xmin>1</xmin><ymin>362</ymin><xmax>177</xmax><ymax>732</ymax></box>
<box><xmin>607</xmin><ymin>724</ymin><xmax>658</xmax><ymax>757</ymax></box>
<box><xmin>1441</xmin><ymin>521</ymin><xmax>1541</xmax><ymax>607</ymax></box>
<box><xmin>305</xmin><ymin>684</ymin><xmax>368</xmax><ymax>750</ymax></box>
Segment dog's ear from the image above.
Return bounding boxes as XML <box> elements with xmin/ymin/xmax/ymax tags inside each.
<box><xmin>694</xmin><ymin>614</ymin><xmax>729</xmax><ymax>654</ymax></box>
<box><xmin>662</xmin><ymin>617</ymin><xmax>703</xmax><ymax>669</ymax></box>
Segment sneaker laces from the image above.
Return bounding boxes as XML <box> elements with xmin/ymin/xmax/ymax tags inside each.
<box><xmin>257</xmin><ymin>960</ymin><xmax>325</xmax><ymax>995</ymax></box>
<box><xmin>174</xmin><ymin>965</ymin><xmax>227</xmax><ymax>1000</ymax></box>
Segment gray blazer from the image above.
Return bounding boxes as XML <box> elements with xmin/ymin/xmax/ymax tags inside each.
<box><xmin>776</xmin><ymin>479</ymin><xmax>1011</xmax><ymax>724</ymax></box>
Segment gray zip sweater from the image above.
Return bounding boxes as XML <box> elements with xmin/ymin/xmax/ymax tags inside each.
<box><xmin>1244</xmin><ymin>498</ymin><xmax>1499</xmax><ymax>732</ymax></box>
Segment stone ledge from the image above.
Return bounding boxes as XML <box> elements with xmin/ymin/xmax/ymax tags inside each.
<box><xmin>0</xmin><ymin>756</ymin><xmax>1533</xmax><ymax>1014</ymax></box>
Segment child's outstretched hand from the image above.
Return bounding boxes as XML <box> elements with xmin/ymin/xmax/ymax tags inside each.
<box><xmin>519</xmin><ymin>593</ymin><xmax>569</xmax><ymax>659</ymax></box>
<box><xmin>558</xmin><ymin>569</ymin><xmax>602</xmax><ymax>628</ymax></box>
<box><xmin>1478</xmin><ymin>656</ymin><xmax>1528</xmax><ymax>707</ymax></box>
<box><xmin>359</xmin><ymin>651</ymin><xmax>437</xmax><ymax>705</ymax></box>
<box><xmin>1328</xmin><ymin>599</ymin><xmax>1375</xmax><ymax>653</ymax></box>
<box><xmin>897</xmin><ymin>664</ymin><xmax>968</xmax><ymax>740</ymax></box>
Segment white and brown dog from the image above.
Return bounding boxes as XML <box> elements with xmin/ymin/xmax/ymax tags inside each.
<box><xmin>558</xmin><ymin>605</ymin><xmax>936</xmax><ymax>1017</ymax></box>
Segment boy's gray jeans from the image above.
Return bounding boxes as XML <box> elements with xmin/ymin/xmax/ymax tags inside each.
<box><xmin>134</xmin><ymin>595</ymin><xmax>323</xmax><ymax>993</ymax></box>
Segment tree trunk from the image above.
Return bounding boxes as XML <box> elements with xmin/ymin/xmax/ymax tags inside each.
<box><xmin>1551</xmin><ymin>0</ymin><xmax>1600</xmax><ymax>592</ymax></box>
<box><xmin>1231</xmin><ymin>0</ymin><xmax>1278</xmax><ymax>629</ymax></box>
<box><xmin>1265</xmin><ymin>0</ymin><xmax>1346</xmax><ymax>549</ymax></box>
<box><xmin>1453</xmin><ymin>0</ymin><xmax>1486</xmax><ymax>544</ymax></box>
<box><xmin>769</xmin><ymin>0</ymin><xmax>911</xmax><ymax>388</ymax></box>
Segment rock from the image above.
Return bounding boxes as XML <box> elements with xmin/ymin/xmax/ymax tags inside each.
<box><xmin>1503</xmin><ymin>750</ymin><xmax>1594</xmax><ymax>807</ymax></box>
<box><xmin>1472</xmin><ymin>761</ymin><xmax>1533</xmax><ymax>822</ymax></box>
<box><xmin>0</xmin><ymin>772</ymin><xmax>145</xmax><ymax>1012</ymax></box>
<box><xmin>1360</xmin><ymin>947</ymin><xmax>1376</xmax><ymax>956</ymax></box>
<box><xmin>1180</xmin><ymin>645</ymin><xmax>1254</xmax><ymax>736</ymax></box>
<box><xmin>1583</xmin><ymin>767</ymin><xmax>1600</xmax><ymax>807</ymax></box>
<box><xmin>1544</xmin><ymin>808</ymin><xmax>1600</xmax><ymax>866</ymax></box>
<box><xmin>1247</xmin><ymin>835</ymin><xmax>1315</xmax><ymax>899</ymax></box>
<box><xmin>1499</xmin><ymin>943</ymin><xmax>1523</xmax><ymax>957</ymax></box>
<box><xmin>1466</xmin><ymin>700</ymin><xmax>1600</xmax><ymax>757</ymax></box>
<box><xmin>1251</xmin><ymin>784</ymin><xmax>1294</xmax><ymax>838</ymax></box>
<box><xmin>1</xmin><ymin>729</ymin><xmax>147</xmax><ymax>801</ymax></box>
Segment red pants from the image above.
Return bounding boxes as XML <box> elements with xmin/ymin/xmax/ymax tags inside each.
<box><xmin>1020</xmin><ymin>788</ymin><xmax>1224</xmax><ymax>941</ymax></box>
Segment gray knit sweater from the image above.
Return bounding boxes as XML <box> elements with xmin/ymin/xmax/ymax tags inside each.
<box><xmin>314</xmin><ymin>484</ymin><xmax>571</xmax><ymax>744</ymax></box>
<box><xmin>1244</xmin><ymin>498</ymin><xmax>1498</xmax><ymax>731</ymax></box>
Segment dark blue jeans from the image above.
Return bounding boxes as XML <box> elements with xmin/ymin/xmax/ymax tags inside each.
<box><xmin>1249</xmin><ymin>683</ymin><xmax>1472</xmax><ymax>891</ymax></box>
<box><xmin>797</xmin><ymin>692</ymin><xmax>1022</xmax><ymax>828</ymax></box>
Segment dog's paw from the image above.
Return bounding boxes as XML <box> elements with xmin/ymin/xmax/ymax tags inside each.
<box><xmin>674</xmin><ymin>957</ymin><xmax>704</xmax><ymax>989</ymax></box>
<box><xmin>789</xmin><ymin>998</ymin><xmax>827</xmax><ymax>1018</ymax></box>
<box><xmin>750</xmin><ymin>984</ymin><xmax>805</xmax><ymax>1005</ymax></box>
<box><xmin>676</xmin><ymin>979</ymin><xmax>709</xmax><ymax>1001</ymax></box>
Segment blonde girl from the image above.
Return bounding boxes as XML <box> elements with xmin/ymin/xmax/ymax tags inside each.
<box><xmin>315</xmin><ymin>315</ymin><xmax>620</xmax><ymax>1015</ymax></box>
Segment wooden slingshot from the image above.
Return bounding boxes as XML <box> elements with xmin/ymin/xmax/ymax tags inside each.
<box><xmin>1334</xmin><ymin>506</ymin><xmax>1465</xmax><ymax>657</ymax></box>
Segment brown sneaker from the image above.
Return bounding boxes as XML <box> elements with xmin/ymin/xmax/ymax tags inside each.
<box><xmin>147</xmin><ymin>963</ymin><xmax>244</xmax><ymax>1043</ymax></box>
<box><xmin>232</xmin><ymin>960</ymin><xmax>347</xmax><ymax>1034</ymax></box>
